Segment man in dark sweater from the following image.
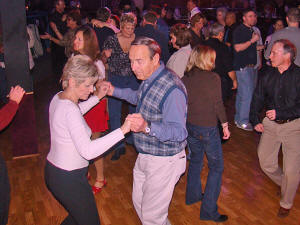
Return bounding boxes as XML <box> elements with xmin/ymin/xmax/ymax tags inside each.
<box><xmin>49</xmin><ymin>0</ymin><xmax>67</xmax><ymax>75</ymax></box>
<box><xmin>204</xmin><ymin>22</ymin><xmax>237</xmax><ymax>101</ymax></box>
<box><xmin>92</xmin><ymin>7</ymin><xmax>116</xmax><ymax>51</ymax></box>
<box><xmin>135</xmin><ymin>12</ymin><xmax>170</xmax><ymax>64</ymax></box>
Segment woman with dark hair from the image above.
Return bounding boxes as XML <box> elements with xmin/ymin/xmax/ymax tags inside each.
<box><xmin>73</xmin><ymin>25</ymin><xmax>109</xmax><ymax>194</ymax></box>
<box><xmin>167</xmin><ymin>23</ymin><xmax>192</xmax><ymax>78</ymax></box>
<box><xmin>182</xmin><ymin>45</ymin><xmax>230</xmax><ymax>222</ymax></box>
<box><xmin>45</xmin><ymin>55</ymin><xmax>131</xmax><ymax>225</ymax></box>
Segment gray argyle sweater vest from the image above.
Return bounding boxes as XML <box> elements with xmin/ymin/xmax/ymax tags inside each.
<box><xmin>133</xmin><ymin>68</ymin><xmax>187</xmax><ymax>156</ymax></box>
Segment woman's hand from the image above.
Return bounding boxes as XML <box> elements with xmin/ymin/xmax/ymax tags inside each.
<box><xmin>222</xmin><ymin>123</ymin><xmax>230</xmax><ymax>140</ymax></box>
<box><xmin>9</xmin><ymin>85</ymin><xmax>25</xmax><ymax>104</ymax></box>
<box><xmin>120</xmin><ymin>116</ymin><xmax>131</xmax><ymax>135</ymax></box>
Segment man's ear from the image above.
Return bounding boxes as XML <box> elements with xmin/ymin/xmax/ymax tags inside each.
<box><xmin>153</xmin><ymin>53</ymin><xmax>160</xmax><ymax>65</ymax></box>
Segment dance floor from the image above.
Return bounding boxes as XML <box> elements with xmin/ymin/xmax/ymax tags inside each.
<box><xmin>1</xmin><ymin>54</ymin><xmax>299</xmax><ymax>225</ymax></box>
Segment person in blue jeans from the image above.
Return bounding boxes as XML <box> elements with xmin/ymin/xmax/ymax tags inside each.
<box><xmin>182</xmin><ymin>45</ymin><xmax>230</xmax><ymax>222</ymax></box>
<box><xmin>102</xmin><ymin>13</ymin><xmax>140</xmax><ymax>160</ymax></box>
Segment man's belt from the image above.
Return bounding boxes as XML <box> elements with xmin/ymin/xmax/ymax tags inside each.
<box><xmin>240</xmin><ymin>64</ymin><xmax>255</xmax><ymax>70</ymax></box>
<box><xmin>274</xmin><ymin>118</ymin><xmax>298</xmax><ymax>124</ymax></box>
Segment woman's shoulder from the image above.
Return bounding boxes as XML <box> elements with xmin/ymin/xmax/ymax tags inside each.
<box><xmin>50</xmin><ymin>93</ymin><xmax>79</xmax><ymax>112</ymax></box>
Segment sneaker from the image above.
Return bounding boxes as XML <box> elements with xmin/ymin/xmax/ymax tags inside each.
<box><xmin>236</xmin><ymin>122</ymin><xmax>253</xmax><ymax>131</ymax></box>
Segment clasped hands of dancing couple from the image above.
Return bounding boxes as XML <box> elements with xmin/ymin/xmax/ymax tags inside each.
<box><xmin>97</xmin><ymin>80</ymin><xmax>149</xmax><ymax>133</ymax></box>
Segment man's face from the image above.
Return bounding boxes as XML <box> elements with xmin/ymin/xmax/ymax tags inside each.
<box><xmin>274</xmin><ymin>20</ymin><xmax>284</xmax><ymax>31</ymax></box>
<box><xmin>269</xmin><ymin>42</ymin><xmax>290</xmax><ymax>68</ymax></box>
<box><xmin>243</xmin><ymin>11</ymin><xmax>257</xmax><ymax>27</ymax></box>
<box><xmin>56</xmin><ymin>0</ymin><xmax>65</xmax><ymax>12</ymax></box>
<box><xmin>216</xmin><ymin>11</ymin><xmax>225</xmax><ymax>24</ymax></box>
<box><xmin>129</xmin><ymin>45</ymin><xmax>159</xmax><ymax>80</ymax></box>
<box><xmin>187</xmin><ymin>1</ymin><xmax>195</xmax><ymax>12</ymax></box>
<box><xmin>225</xmin><ymin>13</ymin><xmax>235</xmax><ymax>26</ymax></box>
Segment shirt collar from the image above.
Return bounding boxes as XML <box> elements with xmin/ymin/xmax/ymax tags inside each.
<box><xmin>144</xmin><ymin>62</ymin><xmax>165</xmax><ymax>85</ymax></box>
<box><xmin>278</xmin><ymin>63</ymin><xmax>296</xmax><ymax>75</ymax></box>
<box><xmin>180</xmin><ymin>44</ymin><xmax>192</xmax><ymax>51</ymax></box>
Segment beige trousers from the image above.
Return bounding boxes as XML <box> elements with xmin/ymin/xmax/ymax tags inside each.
<box><xmin>258</xmin><ymin>117</ymin><xmax>300</xmax><ymax>209</ymax></box>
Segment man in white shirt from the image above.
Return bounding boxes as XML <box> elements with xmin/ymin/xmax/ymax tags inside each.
<box><xmin>187</xmin><ymin>0</ymin><xmax>201</xmax><ymax>21</ymax></box>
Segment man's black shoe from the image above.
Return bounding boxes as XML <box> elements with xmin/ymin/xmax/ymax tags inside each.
<box><xmin>200</xmin><ymin>214</ymin><xmax>228</xmax><ymax>222</ymax></box>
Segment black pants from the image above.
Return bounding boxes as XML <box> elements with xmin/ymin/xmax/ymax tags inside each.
<box><xmin>0</xmin><ymin>154</ymin><xmax>10</xmax><ymax>225</ymax></box>
<box><xmin>44</xmin><ymin>161</ymin><xmax>101</xmax><ymax>225</ymax></box>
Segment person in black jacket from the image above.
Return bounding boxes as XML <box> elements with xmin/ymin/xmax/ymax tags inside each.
<box><xmin>135</xmin><ymin>11</ymin><xmax>170</xmax><ymax>64</ymax></box>
<box><xmin>250</xmin><ymin>39</ymin><xmax>300</xmax><ymax>218</ymax></box>
<box><xmin>204</xmin><ymin>22</ymin><xmax>237</xmax><ymax>102</ymax></box>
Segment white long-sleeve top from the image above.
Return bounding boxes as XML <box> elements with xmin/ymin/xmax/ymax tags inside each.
<box><xmin>47</xmin><ymin>93</ymin><xmax>124</xmax><ymax>171</ymax></box>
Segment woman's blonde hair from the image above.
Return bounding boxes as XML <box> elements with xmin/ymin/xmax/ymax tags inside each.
<box><xmin>186</xmin><ymin>45</ymin><xmax>216</xmax><ymax>72</ymax></box>
<box><xmin>60</xmin><ymin>55</ymin><xmax>99</xmax><ymax>89</ymax></box>
<box><xmin>120</xmin><ymin>12</ymin><xmax>137</xmax><ymax>27</ymax></box>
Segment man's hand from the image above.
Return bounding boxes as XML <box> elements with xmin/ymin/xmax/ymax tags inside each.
<box><xmin>251</xmin><ymin>32</ymin><xmax>260</xmax><ymax>43</ymax></box>
<box><xmin>232</xmin><ymin>79</ymin><xmax>237</xmax><ymax>90</ymax></box>
<box><xmin>96</xmin><ymin>81</ymin><xmax>114</xmax><ymax>96</ymax></box>
<box><xmin>94</xmin><ymin>80</ymin><xmax>109</xmax><ymax>99</ymax></box>
<box><xmin>9</xmin><ymin>85</ymin><xmax>25</xmax><ymax>104</ymax></box>
<box><xmin>254</xmin><ymin>123</ymin><xmax>264</xmax><ymax>132</ymax></box>
<box><xmin>126</xmin><ymin>113</ymin><xmax>148</xmax><ymax>133</ymax></box>
<box><xmin>266</xmin><ymin>109</ymin><xmax>276</xmax><ymax>121</ymax></box>
<box><xmin>222</xmin><ymin>126</ymin><xmax>231</xmax><ymax>139</ymax></box>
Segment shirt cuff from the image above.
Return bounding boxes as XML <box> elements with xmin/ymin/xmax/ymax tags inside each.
<box><xmin>112</xmin><ymin>128</ymin><xmax>125</xmax><ymax>140</ymax></box>
<box><xmin>90</xmin><ymin>95</ymin><xmax>100</xmax><ymax>103</ymax></box>
<box><xmin>113</xmin><ymin>87</ymin><xmax>122</xmax><ymax>98</ymax></box>
<box><xmin>149</xmin><ymin>122</ymin><xmax>159</xmax><ymax>137</ymax></box>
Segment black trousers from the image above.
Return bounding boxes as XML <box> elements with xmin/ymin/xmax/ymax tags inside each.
<box><xmin>0</xmin><ymin>154</ymin><xmax>10</xmax><ymax>225</ymax></box>
<box><xmin>44</xmin><ymin>161</ymin><xmax>101</xmax><ymax>225</ymax></box>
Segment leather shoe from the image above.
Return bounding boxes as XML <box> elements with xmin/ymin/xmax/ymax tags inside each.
<box><xmin>277</xmin><ymin>207</ymin><xmax>290</xmax><ymax>218</ymax></box>
<box><xmin>200</xmin><ymin>214</ymin><xmax>228</xmax><ymax>222</ymax></box>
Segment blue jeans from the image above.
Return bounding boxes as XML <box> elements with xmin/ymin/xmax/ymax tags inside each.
<box><xmin>185</xmin><ymin>123</ymin><xmax>224</xmax><ymax>220</ymax></box>
<box><xmin>234</xmin><ymin>67</ymin><xmax>257</xmax><ymax>125</ymax></box>
<box><xmin>108</xmin><ymin>74</ymin><xmax>140</xmax><ymax>149</ymax></box>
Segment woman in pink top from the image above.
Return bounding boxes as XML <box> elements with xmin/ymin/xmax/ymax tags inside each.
<box><xmin>45</xmin><ymin>55</ymin><xmax>131</xmax><ymax>225</ymax></box>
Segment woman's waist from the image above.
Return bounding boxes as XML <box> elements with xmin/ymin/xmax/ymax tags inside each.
<box><xmin>47</xmin><ymin>147</ymin><xmax>89</xmax><ymax>171</ymax></box>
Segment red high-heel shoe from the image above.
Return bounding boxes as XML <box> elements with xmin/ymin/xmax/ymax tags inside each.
<box><xmin>92</xmin><ymin>179</ymin><xmax>107</xmax><ymax>195</ymax></box>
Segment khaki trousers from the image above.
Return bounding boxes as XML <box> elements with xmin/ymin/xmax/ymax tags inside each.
<box><xmin>132</xmin><ymin>150</ymin><xmax>186</xmax><ymax>225</ymax></box>
<box><xmin>258</xmin><ymin>117</ymin><xmax>300</xmax><ymax>209</ymax></box>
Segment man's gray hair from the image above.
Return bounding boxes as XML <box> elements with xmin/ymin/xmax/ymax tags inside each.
<box><xmin>131</xmin><ymin>36</ymin><xmax>161</xmax><ymax>59</ymax></box>
<box><xmin>216</xmin><ymin>7</ymin><xmax>228</xmax><ymax>18</ymax></box>
<box><xmin>209</xmin><ymin>23</ymin><xmax>225</xmax><ymax>37</ymax></box>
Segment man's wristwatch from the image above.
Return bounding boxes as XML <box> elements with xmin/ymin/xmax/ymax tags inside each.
<box><xmin>145</xmin><ymin>122</ymin><xmax>151</xmax><ymax>134</ymax></box>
